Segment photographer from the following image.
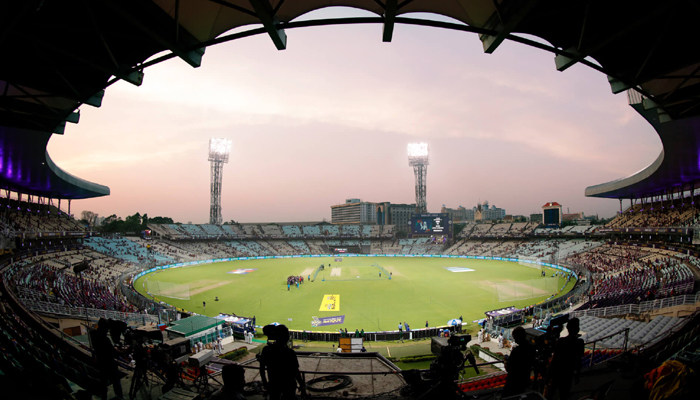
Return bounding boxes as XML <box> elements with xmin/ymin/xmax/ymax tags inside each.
<box><xmin>259</xmin><ymin>324</ymin><xmax>306</xmax><ymax>400</ymax></box>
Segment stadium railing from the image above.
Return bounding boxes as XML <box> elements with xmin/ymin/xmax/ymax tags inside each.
<box><xmin>571</xmin><ymin>292</ymin><xmax>700</xmax><ymax>318</ymax></box>
<box><xmin>20</xmin><ymin>298</ymin><xmax>160</xmax><ymax>325</ymax></box>
<box><xmin>289</xmin><ymin>325</ymin><xmax>459</xmax><ymax>343</ymax></box>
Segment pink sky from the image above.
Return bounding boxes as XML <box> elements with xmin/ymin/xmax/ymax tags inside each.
<box><xmin>46</xmin><ymin>9</ymin><xmax>660</xmax><ymax>224</ymax></box>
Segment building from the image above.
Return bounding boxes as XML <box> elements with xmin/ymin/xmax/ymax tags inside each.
<box><xmin>388</xmin><ymin>203</ymin><xmax>416</xmax><ymax>233</ymax></box>
<box><xmin>542</xmin><ymin>202</ymin><xmax>563</xmax><ymax>226</ymax></box>
<box><xmin>473</xmin><ymin>201</ymin><xmax>506</xmax><ymax>221</ymax></box>
<box><xmin>530</xmin><ymin>214</ymin><xmax>543</xmax><ymax>223</ymax></box>
<box><xmin>331</xmin><ymin>199</ymin><xmax>377</xmax><ymax>224</ymax></box>
<box><xmin>440</xmin><ymin>205</ymin><xmax>468</xmax><ymax>222</ymax></box>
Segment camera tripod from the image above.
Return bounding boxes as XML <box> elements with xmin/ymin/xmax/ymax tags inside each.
<box><xmin>193</xmin><ymin>365</ymin><xmax>222</xmax><ymax>395</ymax></box>
<box><xmin>129</xmin><ymin>354</ymin><xmax>169</xmax><ymax>399</ymax></box>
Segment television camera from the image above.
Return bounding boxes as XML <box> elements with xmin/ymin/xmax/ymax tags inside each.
<box><xmin>430</xmin><ymin>334</ymin><xmax>478</xmax><ymax>378</ymax></box>
<box><xmin>401</xmin><ymin>334</ymin><xmax>478</xmax><ymax>399</ymax></box>
<box><xmin>524</xmin><ymin>314</ymin><xmax>569</xmax><ymax>389</ymax></box>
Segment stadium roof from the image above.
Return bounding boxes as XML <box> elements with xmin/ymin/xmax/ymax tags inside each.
<box><xmin>542</xmin><ymin>202</ymin><xmax>561</xmax><ymax>208</ymax></box>
<box><xmin>1</xmin><ymin>0</ymin><xmax>699</xmax><ymax>200</ymax></box>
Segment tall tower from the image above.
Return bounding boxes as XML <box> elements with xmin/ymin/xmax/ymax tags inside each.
<box><xmin>407</xmin><ymin>143</ymin><xmax>429</xmax><ymax>214</ymax></box>
<box><xmin>208</xmin><ymin>138</ymin><xmax>231</xmax><ymax>225</ymax></box>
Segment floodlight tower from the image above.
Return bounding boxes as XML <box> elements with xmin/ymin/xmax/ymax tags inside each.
<box><xmin>408</xmin><ymin>143</ymin><xmax>429</xmax><ymax>214</ymax></box>
<box><xmin>208</xmin><ymin>138</ymin><xmax>231</xmax><ymax>225</ymax></box>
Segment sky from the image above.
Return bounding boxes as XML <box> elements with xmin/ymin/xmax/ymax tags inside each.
<box><xmin>46</xmin><ymin>8</ymin><xmax>661</xmax><ymax>224</ymax></box>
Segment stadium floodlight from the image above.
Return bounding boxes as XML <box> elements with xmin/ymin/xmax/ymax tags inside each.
<box><xmin>208</xmin><ymin>138</ymin><xmax>232</xmax><ymax>163</ymax></box>
<box><xmin>209</xmin><ymin>138</ymin><xmax>231</xmax><ymax>225</ymax></box>
<box><xmin>407</xmin><ymin>143</ymin><xmax>429</xmax><ymax>214</ymax></box>
<box><xmin>407</xmin><ymin>143</ymin><xmax>429</xmax><ymax>160</ymax></box>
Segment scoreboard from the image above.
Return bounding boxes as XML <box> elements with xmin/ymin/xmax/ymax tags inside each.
<box><xmin>410</xmin><ymin>213</ymin><xmax>452</xmax><ymax>237</ymax></box>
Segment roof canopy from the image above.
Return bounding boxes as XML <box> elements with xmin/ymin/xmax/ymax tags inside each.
<box><xmin>1</xmin><ymin>0</ymin><xmax>699</xmax><ymax>200</ymax></box>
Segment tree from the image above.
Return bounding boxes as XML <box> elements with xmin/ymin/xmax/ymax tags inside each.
<box><xmin>149</xmin><ymin>216</ymin><xmax>174</xmax><ymax>224</ymax></box>
<box><xmin>80</xmin><ymin>210</ymin><xmax>98</xmax><ymax>228</ymax></box>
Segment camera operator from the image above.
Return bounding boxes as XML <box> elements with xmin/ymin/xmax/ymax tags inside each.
<box><xmin>503</xmin><ymin>326</ymin><xmax>535</xmax><ymax>397</ymax></box>
<box><xmin>210</xmin><ymin>364</ymin><xmax>246</xmax><ymax>400</ymax></box>
<box><xmin>545</xmin><ymin>318</ymin><xmax>584</xmax><ymax>400</ymax></box>
<box><xmin>259</xmin><ymin>324</ymin><xmax>306</xmax><ymax>400</ymax></box>
<box><xmin>90</xmin><ymin>318</ymin><xmax>124</xmax><ymax>400</ymax></box>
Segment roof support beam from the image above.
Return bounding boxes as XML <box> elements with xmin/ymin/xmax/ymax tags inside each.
<box><xmin>383</xmin><ymin>0</ymin><xmax>398</xmax><ymax>42</ymax></box>
<box><xmin>248</xmin><ymin>0</ymin><xmax>287</xmax><ymax>50</ymax></box>
<box><xmin>35</xmin><ymin>39</ymin><xmax>144</xmax><ymax>86</ymax></box>
<box><xmin>103</xmin><ymin>0</ymin><xmax>205</xmax><ymax>68</ymax></box>
<box><xmin>555</xmin><ymin>6</ymin><xmax>662</xmax><ymax>72</ymax></box>
<box><xmin>85</xmin><ymin>90</ymin><xmax>105</xmax><ymax>108</ymax></box>
<box><xmin>480</xmin><ymin>0</ymin><xmax>540</xmax><ymax>54</ymax></box>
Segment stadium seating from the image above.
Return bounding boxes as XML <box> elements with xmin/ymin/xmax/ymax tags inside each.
<box><xmin>302</xmin><ymin>225</ymin><xmax>321</xmax><ymax>236</ymax></box>
<box><xmin>341</xmin><ymin>224</ymin><xmax>360</xmax><ymax>237</ymax></box>
<box><xmin>607</xmin><ymin>200</ymin><xmax>699</xmax><ymax>228</ymax></box>
<box><xmin>320</xmin><ymin>224</ymin><xmax>339</xmax><ymax>236</ymax></box>
<box><xmin>578</xmin><ymin>315</ymin><xmax>682</xmax><ymax>347</ymax></box>
<box><xmin>221</xmin><ymin>224</ymin><xmax>246</xmax><ymax>236</ymax></box>
<box><xmin>199</xmin><ymin>224</ymin><xmax>225</xmax><ymax>236</ymax></box>
<box><xmin>83</xmin><ymin>237</ymin><xmax>175</xmax><ymax>264</ymax></box>
<box><xmin>282</xmin><ymin>225</ymin><xmax>302</xmax><ymax>236</ymax></box>
<box><xmin>260</xmin><ymin>224</ymin><xmax>283</xmax><ymax>236</ymax></box>
<box><xmin>288</xmin><ymin>240</ymin><xmax>311</xmax><ymax>253</ymax></box>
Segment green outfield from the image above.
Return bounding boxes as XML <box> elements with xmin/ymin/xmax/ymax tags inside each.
<box><xmin>134</xmin><ymin>257</ymin><xmax>574</xmax><ymax>332</ymax></box>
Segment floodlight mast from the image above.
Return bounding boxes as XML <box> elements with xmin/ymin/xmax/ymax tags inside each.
<box><xmin>407</xmin><ymin>143</ymin><xmax>429</xmax><ymax>214</ymax></box>
<box><xmin>208</xmin><ymin>138</ymin><xmax>231</xmax><ymax>225</ymax></box>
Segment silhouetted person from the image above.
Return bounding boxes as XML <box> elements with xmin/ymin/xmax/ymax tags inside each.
<box><xmin>210</xmin><ymin>364</ymin><xmax>246</xmax><ymax>400</ymax></box>
<box><xmin>90</xmin><ymin>318</ymin><xmax>124</xmax><ymax>400</ymax></box>
<box><xmin>546</xmin><ymin>318</ymin><xmax>584</xmax><ymax>400</ymax></box>
<box><xmin>503</xmin><ymin>326</ymin><xmax>535</xmax><ymax>397</ymax></box>
<box><xmin>259</xmin><ymin>324</ymin><xmax>306</xmax><ymax>400</ymax></box>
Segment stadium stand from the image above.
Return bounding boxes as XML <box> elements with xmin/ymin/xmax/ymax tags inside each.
<box><xmin>301</xmin><ymin>225</ymin><xmax>320</xmax><ymax>236</ymax></box>
<box><xmin>199</xmin><ymin>224</ymin><xmax>225</xmax><ymax>236</ymax></box>
<box><xmin>221</xmin><ymin>224</ymin><xmax>246</xmax><ymax>237</ymax></box>
<box><xmin>281</xmin><ymin>224</ymin><xmax>302</xmax><ymax>237</ymax></box>
<box><xmin>83</xmin><ymin>237</ymin><xmax>175</xmax><ymax>265</ymax></box>
<box><xmin>341</xmin><ymin>224</ymin><xmax>360</xmax><ymax>237</ymax></box>
<box><xmin>578</xmin><ymin>315</ymin><xmax>682</xmax><ymax>348</ymax></box>
<box><xmin>260</xmin><ymin>224</ymin><xmax>283</xmax><ymax>237</ymax></box>
<box><xmin>607</xmin><ymin>200</ymin><xmax>699</xmax><ymax>228</ymax></box>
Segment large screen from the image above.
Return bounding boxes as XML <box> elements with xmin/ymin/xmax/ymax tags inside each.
<box><xmin>544</xmin><ymin>209</ymin><xmax>560</xmax><ymax>226</ymax></box>
<box><xmin>410</xmin><ymin>213</ymin><xmax>452</xmax><ymax>237</ymax></box>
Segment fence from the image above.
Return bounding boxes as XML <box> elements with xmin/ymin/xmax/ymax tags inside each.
<box><xmin>571</xmin><ymin>292</ymin><xmax>700</xmax><ymax>318</ymax></box>
<box><xmin>289</xmin><ymin>325</ymin><xmax>459</xmax><ymax>343</ymax></box>
<box><xmin>119</xmin><ymin>267</ymin><xmax>179</xmax><ymax>321</ymax></box>
<box><xmin>533</xmin><ymin>262</ymin><xmax>592</xmax><ymax>319</ymax></box>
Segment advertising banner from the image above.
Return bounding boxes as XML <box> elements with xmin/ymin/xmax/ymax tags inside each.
<box><xmin>311</xmin><ymin>315</ymin><xmax>345</xmax><ymax>327</ymax></box>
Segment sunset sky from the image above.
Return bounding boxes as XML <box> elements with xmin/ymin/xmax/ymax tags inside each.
<box><xmin>46</xmin><ymin>8</ymin><xmax>660</xmax><ymax>224</ymax></box>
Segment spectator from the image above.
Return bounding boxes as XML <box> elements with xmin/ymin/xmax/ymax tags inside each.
<box><xmin>503</xmin><ymin>327</ymin><xmax>535</xmax><ymax>397</ymax></box>
<box><xmin>546</xmin><ymin>318</ymin><xmax>585</xmax><ymax>400</ymax></box>
<box><xmin>259</xmin><ymin>324</ymin><xmax>306</xmax><ymax>400</ymax></box>
<box><xmin>210</xmin><ymin>364</ymin><xmax>246</xmax><ymax>400</ymax></box>
<box><xmin>90</xmin><ymin>318</ymin><xmax>124</xmax><ymax>400</ymax></box>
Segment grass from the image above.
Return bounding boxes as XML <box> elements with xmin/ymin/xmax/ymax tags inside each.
<box><xmin>134</xmin><ymin>256</ymin><xmax>573</xmax><ymax>332</ymax></box>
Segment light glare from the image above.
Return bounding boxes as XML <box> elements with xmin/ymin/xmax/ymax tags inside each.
<box><xmin>209</xmin><ymin>138</ymin><xmax>232</xmax><ymax>162</ymax></box>
<box><xmin>407</xmin><ymin>143</ymin><xmax>429</xmax><ymax>157</ymax></box>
